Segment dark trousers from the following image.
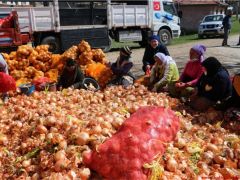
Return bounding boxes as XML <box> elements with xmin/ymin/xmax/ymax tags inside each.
<box><xmin>222</xmin><ymin>28</ymin><xmax>230</xmax><ymax>46</ymax></box>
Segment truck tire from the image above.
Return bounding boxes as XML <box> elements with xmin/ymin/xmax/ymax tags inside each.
<box><xmin>158</xmin><ymin>29</ymin><xmax>172</xmax><ymax>45</ymax></box>
<box><xmin>41</xmin><ymin>36</ymin><xmax>61</xmax><ymax>54</ymax></box>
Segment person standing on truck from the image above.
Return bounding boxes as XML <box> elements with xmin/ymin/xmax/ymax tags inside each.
<box><xmin>222</xmin><ymin>10</ymin><xmax>232</xmax><ymax>46</ymax></box>
<box><xmin>142</xmin><ymin>35</ymin><xmax>170</xmax><ymax>74</ymax></box>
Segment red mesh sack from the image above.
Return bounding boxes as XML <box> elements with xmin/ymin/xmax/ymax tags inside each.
<box><xmin>84</xmin><ymin>106</ymin><xmax>180</xmax><ymax>180</ymax></box>
<box><xmin>32</xmin><ymin>77</ymin><xmax>51</xmax><ymax>91</ymax></box>
<box><xmin>0</xmin><ymin>72</ymin><xmax>16</xmax><ymax>93</ymax></box>
<box><xmin>0</xmin><ymin>14</ymin><xmax>14</xmax><ymax>28</ymax></box>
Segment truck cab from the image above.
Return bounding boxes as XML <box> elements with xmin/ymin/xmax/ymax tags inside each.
<box><xmin>151</xmin><ymin>0</ymin><xmax>180</xmax><ymax>44</ymax></box>
<box><xmin>109</xmin><ymin>0</ymin><xmax>181</xmax><ymax>46</ymax></box>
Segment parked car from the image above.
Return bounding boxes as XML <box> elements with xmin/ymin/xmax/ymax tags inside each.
<box><xmin>198</xmin><ymin>14</ymin><xmax>224</xmax><ymax>38</ymax></box>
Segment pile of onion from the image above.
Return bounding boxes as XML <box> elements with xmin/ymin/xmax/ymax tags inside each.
<box><xmin>0</xmin><ymin>85</ymin><xmax>239</xmax><ymax>179</ymax></box>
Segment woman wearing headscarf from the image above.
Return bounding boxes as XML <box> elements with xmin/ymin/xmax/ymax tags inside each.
<box><xmin>150</xmin><ymin>53</ymin><xmax>179</xmax><ymax>92</ymax></box>
<box><xmin>109</xmin><ymin>46</ymin><xmax>135</xmax><ymax>87</ymax></box>
<box><xmin>0</xmin><ymin>53</ymin><xmax>11</xmax><ymax>102</ymax></box>
<box><xmin>169</xmin><ymin>44</ymin><xmax>206</xmax><ymax>98</ymax></box>
<box><xmin>142</xmin><ymin>35</ymin><xmax>170</xmax><ymax>74</ymax></box>
<box><xmin>189</xmin><ymin>57</ymin><xmax>232</xmax><ymax>111</ymax></box>
<box><xmin>57</xmin><ymin>58</ymin><xmax>85</xmax><ymax>90</ymax></box>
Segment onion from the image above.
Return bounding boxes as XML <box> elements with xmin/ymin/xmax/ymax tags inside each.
<box><xmin>67</xmin><ymin>170</ymin><xmax>77</xmax><ymax>179</ymax></box>
<box><xmin>55</xmin><ymin>150</ymin><xmax>66</xmax><ymax>161</ymax></box>
<box><xmin>31</xmin><ymin>173</ymin><xmax>40</xmax><ymax>180</ymax></box>
<box><xmin>202</xmin><ymin>151</ymin><xmax>214</xmax><ymax>164</ymax></box>
<box><xmin>111</xmin><ymin>117</ymin><xmax>123</xmax><ymax>129</ymax></box>
<box><xmin>214</xmin><ymin>155</ymin><xmax>226</xmax><ymax>165</ymax></box>
<box><xmin>54</xmin><ymin>159</ymin><xmax>67</xmax><ymax>172</ymax></box>
<box><xmin>36</xmin><ymin>125</ymin><xmax>48</xmax><ymax>134</ymax></box>
<box><xmin>166</xmin><ymin>157</ymin><xmax>178</xmax><ymax>172</ymax></box>
<box><xmin>76</xmin><ymin>132</ymin><xmax>90</xmax><ymax>145</ymax></box>
<box><xmin>47</xmin><ymin>133</ymin><xmax>53</xmax><ymax>141</ymax></box>
<box><xmin>212</xmin><ymin>172</ymin><xmax>223</xmax><ymax>178</ymax></box>
<box><xmin>0</xmin><ymin>134</ymin><xmax>8</xmax><ymax>145</ymax></box>
<box><xmin>58</xmin><ymin>140</ymin><xmax>67</xmax><ymax>150</ymax></box>
<box><xmin>175</xmin><ymin>137</ymin><xmax>186</xmax><ymax>149</ymax></box>
<box><xmin>79</xmin><ymin>168</ymin><xmax>91</xmax><ymax>180</ymax></box>
<box><xmin>45</xmin><ymin>116</ymin><xmax>57</xmax><ymax>126</ymax></box>
<box><xmin>22</xmin><ymin>159</ymin><xmax>31</xmax><ymax>168</ymax></box>
<box><xmin>90</xmin><ymin>125</ymin><xmax>102</xmax><ymax>135</ymax></box>
<box><xmin>205</xmin><ymin>143</ymin><xmax>219</xmax><ymax>153</ymax></box>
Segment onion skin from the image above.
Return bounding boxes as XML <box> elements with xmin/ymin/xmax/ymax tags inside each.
<box><xmin>166</xmin><ymin>157</ymin><xmax>178</xmax><ymax>172</ymax></box>
<box><xmin>76</xmin><ymin>132</ymin><xmax>90</xmax><ymax>146</ymax></box>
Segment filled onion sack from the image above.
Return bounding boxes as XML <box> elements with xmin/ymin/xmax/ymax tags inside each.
<box><xmin>0</xmin><ymin>72</ymin><xmax>16</xmax><ymax>93</ymax></box>
<box><xmin>83</xmin><ymin>106</ymin><xmax>180</xmax><ymax>180</ymax></box>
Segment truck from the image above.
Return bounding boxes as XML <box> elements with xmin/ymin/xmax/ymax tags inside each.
<box><xmin>0</xmin><ymin>0</ymin><xmax>181</xmax><ymax>53</ymax></box>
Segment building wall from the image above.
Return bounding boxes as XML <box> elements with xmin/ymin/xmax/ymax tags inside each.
<box><xmin>180</xmin><ymin>5</ymin><xmax>225</xmax><ymax>33</ymax></box>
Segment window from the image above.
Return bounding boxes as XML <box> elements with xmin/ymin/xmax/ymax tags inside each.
<box><xmin>59</xmin><ymin>2</ymin><xmax>90</xmax><ymax>9</ymax></box>
<box><xmin>203</xmin><ymin>15</ymin><xmax>224</xmax><ymax>22</ymax></box>
<box><xmin>93</xmin><ymin>2</ymin><xmax>107</xmax><ymax>9</ymax></box>
<box><xmin>0</xmin><ymin>13</ymin><xmax>9</xmax><ymax>19</ymax></box>
<box><xmin>163</xmin><ymin>1</ymin><xmax>177</xmax><ymax>15</ymax></box>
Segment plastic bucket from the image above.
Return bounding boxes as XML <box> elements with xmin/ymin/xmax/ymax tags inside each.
<box><xmin>19</xmin><ymin>84</ymin><xmax>35</xmax><ymax>96</ymax></box>
<box><xmin>82</xmin><ymin>77</ymin><xmax>100</xmax><ymax>91</ymax></box>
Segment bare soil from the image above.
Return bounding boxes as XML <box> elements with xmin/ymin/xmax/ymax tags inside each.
<box><xmin>106</xmin><ymin>35</ymin><xmax>240</xmax><ymax>77</ymax></box>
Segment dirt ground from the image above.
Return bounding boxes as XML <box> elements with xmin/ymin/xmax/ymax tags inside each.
<box><xmin>106</xmin><ymin>34</ymin><xmax>240</xmax><ymax>77</ymax></box>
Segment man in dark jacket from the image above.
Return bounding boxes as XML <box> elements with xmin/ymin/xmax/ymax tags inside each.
<box><xmin>142</xmin><ymin>35</ymin><xmax>170</xmax><ymax>73</ymax></box>
<box><xmin>57</xmin><ymin>58</ymin><xmax>85</xmax><ymax>89</ymax></box>
<box><xmin>222</xmin><ymin>10</ymin><xmax>232</xmax><ymax>46</ymax></box>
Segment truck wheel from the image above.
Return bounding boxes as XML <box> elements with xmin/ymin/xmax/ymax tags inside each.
<box><xmin>41</xmin><ymin>36</ymin><xmax>61</xmax><ymax>54</ymax></box>
<box><xmin>158</xmin><ymin>29</ymin><xmax>171</xmax><ymax>45</ymax></box>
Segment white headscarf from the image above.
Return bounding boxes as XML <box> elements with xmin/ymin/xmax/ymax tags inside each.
<box><xmin>154</xmin><ymin>52</ymin><xmax>174</xmax><ymax>65</ymax></box>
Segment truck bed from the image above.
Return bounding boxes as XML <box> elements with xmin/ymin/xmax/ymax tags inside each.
<box><xmin>0</xmin><ymin>7</ymin><xmax>56</xmax><ymax>33</ymax></box>
<box><xmin>109</xmin><ymin>5</ymin><xmax>149</xmax><ymax>28</ymax></box>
